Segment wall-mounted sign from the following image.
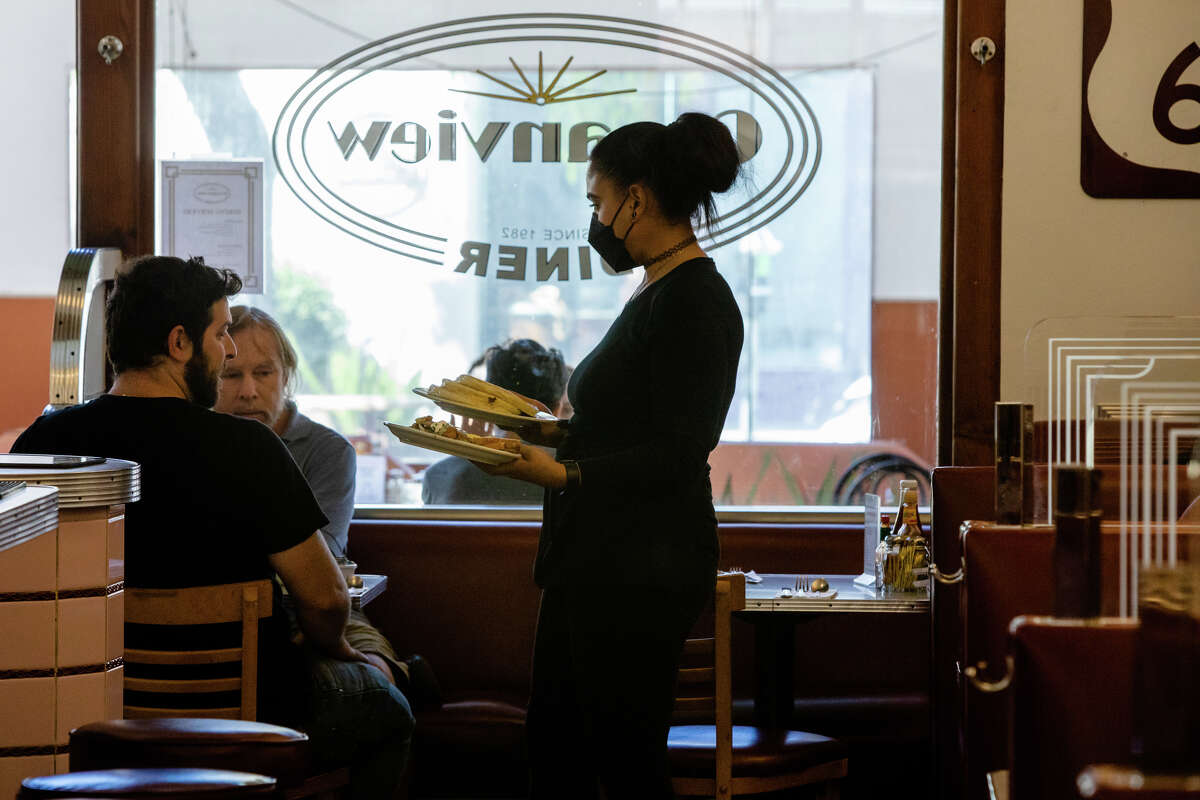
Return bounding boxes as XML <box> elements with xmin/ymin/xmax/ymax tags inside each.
<box><xmin>272</xmin><ymin>13</ymin><xmax>821</xmax><ymax>278</ymax></box>
<box><xmin>1081</xmin><ymin>0</ymin><xmax>1200</xmax><ymax>198</ymax></box>
<box><xmin>161</xmin><ymin>159</ymin><xmax>265</xmax><ymax>292</ymax></box>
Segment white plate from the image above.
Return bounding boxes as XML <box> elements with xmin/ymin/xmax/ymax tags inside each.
<box><xmin>413</xmin><ymin>387</ymin><xmax>559</xmax><ymax>428</ymax></box>
<box><xmin>384</xmin><ymin>422</ymin><xmax>519</xmax><ymax>465</ymax></box>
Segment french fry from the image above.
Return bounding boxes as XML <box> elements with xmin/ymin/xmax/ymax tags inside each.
<box><xmin>428</xmin><ymin>381</ymin><xmax>525</xmax><ymax>417</ymax></box>
<box><xmin>456</xmin><ymin>375</ymin><xmax>540</xmax><ymax>417</ymax></box>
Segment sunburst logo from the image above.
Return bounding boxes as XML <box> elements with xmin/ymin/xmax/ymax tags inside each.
<box><xmin>450</xmin><ymin>51</ymin><xmax>636</xmax><ymax>106</ymax></box>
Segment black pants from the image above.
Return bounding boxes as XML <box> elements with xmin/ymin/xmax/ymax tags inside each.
<box><xmin>528</xmin><ymin>582</ymin><xmax>712</xmax><ymax>800</ymax></box>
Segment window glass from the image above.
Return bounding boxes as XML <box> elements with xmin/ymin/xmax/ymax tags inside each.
<box><xmin>156</xmin><ymin>1</ymin><xmax>941</xmax><ymax>507</ymax></box>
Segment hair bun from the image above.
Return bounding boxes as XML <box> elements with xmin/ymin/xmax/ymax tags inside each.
<box><xmin>664</xmin><ymin>113</ymin><xmax>740</xmax><ymax>194</ymax></box>
<box><xmin>588</xmin><ymin>113</ymin><xmax>743</xmax><ymax>230</ymax></box>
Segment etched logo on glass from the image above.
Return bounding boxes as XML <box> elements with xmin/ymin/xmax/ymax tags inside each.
<box><xmin>273</xmin><ymin>13</ymin><xmax>822</xmax><ymax>278</ymax></box>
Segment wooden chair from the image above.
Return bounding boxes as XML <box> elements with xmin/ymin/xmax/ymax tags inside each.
<box><xmin>668</xmin><ymin>573</ymin><xmax>849</xmax><ymax>798</ymax></box>
<box><xmin>124</xmin><ymin>580</ymin><xmax>273</xmax><ymax>720</ymax></box>
<box><xmin>106</xmin><ymin>580</ymin><xmax>352</xmax><ymax>798</ymax></box>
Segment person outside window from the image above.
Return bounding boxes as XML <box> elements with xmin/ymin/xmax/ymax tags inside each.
<box><xmin>421</xmin><ymin>338</ymin><xmax>567</xmax><ymax>505</ymax></box>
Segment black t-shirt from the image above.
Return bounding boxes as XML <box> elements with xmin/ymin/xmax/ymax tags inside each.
<box><xmin>539</xmin><ymin>258</ymin><xmax>744</xmax><ymax>588</ymax></box>
<box><xmin>13</xmin><ymin>394</ymin><xmax>327</xmax><ymax>722</ymax></box>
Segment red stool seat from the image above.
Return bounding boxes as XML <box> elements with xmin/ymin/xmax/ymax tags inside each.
<box><xmin>70</xmin><ymin>719</ymin><xmax>310</xmax><ymax>788</ymax></box>
<box><xmin>18</xmin><ymin>767</ymin><xmax>276</xmax><ymax>798</ymax></box>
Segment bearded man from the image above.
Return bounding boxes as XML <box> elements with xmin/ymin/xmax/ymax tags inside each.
<box><xmin>12</xmin><ymin>255</ymin><xmax>413</xmax><ymax>797</ymax></box>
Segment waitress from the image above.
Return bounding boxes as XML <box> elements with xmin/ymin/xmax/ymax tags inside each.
<box><xmin>481</xmin><ymin>112</ymin><xmax>744</xmax><ymax>798</ymax></box>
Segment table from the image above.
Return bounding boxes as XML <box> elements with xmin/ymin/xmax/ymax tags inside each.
<box><xmin>282</xmin><ymin>573</ymin><xmax>387</xmax><ymax>611</ymax></box>
<box><xmin>350</xmin><ymin>573</ymin><xmax>387</xmax><ymax>610</ymax></box>
<box><xmin>736</xmin><ymin>573</ymin><xmax>929</xmax><ymax>728</ymax></box>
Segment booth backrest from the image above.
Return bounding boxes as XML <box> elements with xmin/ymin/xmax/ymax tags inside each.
<box><xmin>347</xmin><ymin>515</ymin><xmax>932</xmax><ymax>799</ymax></box>
<box><xmin>930</xmin><ymin>466</ymin><xmax>995</xmax><ymax>800</ymax></box>
<box><xmin>1010</xmin><ymin>617</ymin><xmax>1139</xmax><ymax>800</ymax></box>
<box><xmin>960</xmin><ymin>522</ymin><xmax>1200</xmax><ymax>800</ymax></box>
<box><xmin>348</xmin><ymin>520</ymin><xmax>541</xmax><ymax>701</ymax></box>
<box><xmin>347</xmin><ymin>519</ymin><xmax>917</xmax><ymax>703</ymax></box>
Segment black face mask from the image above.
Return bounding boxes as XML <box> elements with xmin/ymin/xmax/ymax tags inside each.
<box><xmin>587</xmin><ymin>193</ymin><xmax>639</xmax><ymax>273</ymax></box>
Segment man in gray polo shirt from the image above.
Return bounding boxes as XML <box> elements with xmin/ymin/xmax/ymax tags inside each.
<box><xmin>215</xmin><ymin>306</ymin><xmax>437</xmax><ymax>704</ymax></box>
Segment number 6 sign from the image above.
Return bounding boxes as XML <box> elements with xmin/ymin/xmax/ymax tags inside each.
<box><xmin>1082</xmin><ymin>0</ymin><xmax>1200</xmax><ymax>197</ymax></box>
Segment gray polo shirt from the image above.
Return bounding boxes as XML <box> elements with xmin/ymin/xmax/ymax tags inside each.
<box><xmin>279</xmin><ymin>401</ymin><xmax>356</xmax><ymax>557</ymax></box>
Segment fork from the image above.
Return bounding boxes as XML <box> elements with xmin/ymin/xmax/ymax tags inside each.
<box><xmin>796</xmin><ymin>575</ymin><xmax>811</xmax><ymax>594</ymax></box>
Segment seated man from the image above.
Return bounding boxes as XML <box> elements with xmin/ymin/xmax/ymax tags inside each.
<box><xmin>12</xmin><ymin>256</ymin><xmax>412</xmax><ymax>796</ymax></box>
<box><xmin>214</xmin><ymin>305</ymin><xmax>437</xmax><ymax>703</ymax></box>
<box><xmin>422</xmin><ymin>338</ymin><xmax>567</xmax><ymax>505</ymax></box>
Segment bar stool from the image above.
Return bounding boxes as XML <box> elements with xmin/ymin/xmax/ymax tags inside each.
<box><xmin>69</xmin><ymin>719</ymin><xmax>348</xmax><ymax>799</ymax></box>
<box><xmin>18</xmin><ymin>767</ymin><xmax>276</xmax><ymax>798</ymax></box>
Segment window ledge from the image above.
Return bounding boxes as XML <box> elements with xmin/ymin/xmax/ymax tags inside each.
<box><xmin>353</xmin><ymin>504</ymin><xmax>931</xmax><ymax>525</ymax></box>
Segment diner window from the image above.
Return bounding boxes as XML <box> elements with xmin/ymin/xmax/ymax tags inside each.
<box><xmin>155</xmin><ymin>1</ymin><xmax>941</xmax><ymax>507</ymax></box>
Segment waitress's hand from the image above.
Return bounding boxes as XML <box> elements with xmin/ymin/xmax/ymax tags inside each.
<box><xmin>501</xmin><ymin>418</ymin><xmax>566</xmax><ymax>448</ymax></box>
<box><xmin>493</xmin><ymin>391</ymin><xmax>567</xmax><ymax>447</ymax></box>
<box><xmin>473</xmin><ymin>444</ymin><xmax>567</xmax><ymax>489</ymax></box>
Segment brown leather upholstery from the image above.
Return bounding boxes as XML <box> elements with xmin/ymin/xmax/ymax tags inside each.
<box><xmin>961</xmin><ymin>522</ymin><xmax>1200</xmax><ymax>800</ymax></box>
<box><xmin>716</xmin><ymin>523</ymin><xmax>866</xmax><ymax>575</ymax></box>
<box><xmin>18</xmin><ymin>767</ymin><xmax>276</xmax><ymax>798</ymax></box>
<box><xmin>1010</xmin><ymin>617</ymin><xmax>1139</xmax><ymax>800</ymax></box>
<box><xmin>349</xmin><ymin>520</ymin><xmax>541</xmax><ymax>704</ymax></box>
<box><xmin>348</xmin><ymin>520</ymin><xmax>867</xmax><ymax>704</ymax></box>
<box><xmin>348</xmin><ymin>518</ymin><xmax>927</xmax><ymax>797</ymax></box>
<box><xmin>668</xmin><ymin>726</ymin><xmax>846</xmax><ymax>777</ymax></box>
<box><xmin>930</xmin><ymin>466</ymin><xmax>996</xmax><ymax>800</ymax></box>
<box><xmin>1077</xmin><ymin>764</ymin><xmax>1200</xmax><ymax>798</ymax></box>
<box><xmin>70</xmin><ymin>719</ymin><xmax>310</xmax><ymax>788</ymax></box>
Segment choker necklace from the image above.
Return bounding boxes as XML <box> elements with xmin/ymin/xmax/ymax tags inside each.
<box><xmin>642</xmin><ymin>234</ymin><xmax>697</xmax><ymax>267</ymax></box>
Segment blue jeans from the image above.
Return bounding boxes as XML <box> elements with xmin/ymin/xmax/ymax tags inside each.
<box><xmin>300</xmin><ymin>651</ymin><xmax>415</xmax><ymax>797</ymax></box>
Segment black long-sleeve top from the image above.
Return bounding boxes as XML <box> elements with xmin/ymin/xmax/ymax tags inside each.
<box><xmin>536</xmin><ymin>257</ymin><xmax>744</xmax><ymax>589</ymax></box>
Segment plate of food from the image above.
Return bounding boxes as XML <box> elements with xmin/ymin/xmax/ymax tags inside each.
<box><xmin>384</xmin><ymin>417</ymin><xmax>521</xmax><ymax>465</ymax></box>
<box><xmin>414</xmin><ymin>375</ymin><xmax>559</xmax><ymax>428</ymax></box>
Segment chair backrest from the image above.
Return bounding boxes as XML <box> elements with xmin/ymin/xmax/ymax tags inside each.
<box><xmin>673</xmin><ymin>572</ymin><xmax>746</xmax><ymax>797</ymax></box>
<box><xmin>123</xmin><ymin>580</ymin><xmax>274</xmax><ymax>721</ymax></box>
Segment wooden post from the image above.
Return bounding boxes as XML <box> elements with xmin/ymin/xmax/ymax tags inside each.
<box><xmin>77</xmin><ymin>0</ymin><xmax>155</xmax><ymax>255</ymax></box>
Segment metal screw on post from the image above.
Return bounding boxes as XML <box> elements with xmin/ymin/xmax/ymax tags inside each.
<box><xmin>98</xmin><ymin>35</ymin><xmax>124</xmax><ymax>65</ymax></box>
<box><xmin>970</xmin><ymin>36</ymin><xmax>996</xmax><ymax>65</ymax></box>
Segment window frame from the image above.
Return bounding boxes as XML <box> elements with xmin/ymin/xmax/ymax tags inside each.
<box><xmin>76</xmin><ymin>0</ymin><xmax>1006</xmax><ymax>521</ymax></box>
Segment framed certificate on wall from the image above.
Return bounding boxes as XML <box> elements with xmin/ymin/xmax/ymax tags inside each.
<box><xmin>160</xmin><ymin>159</ymin><xmax>265</xmax><ymax>292</ymax></box>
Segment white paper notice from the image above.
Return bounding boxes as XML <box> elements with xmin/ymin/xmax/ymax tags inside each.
<box><xmin>354</xmin><ymin>453</ymin><xmax>387</xmax><ymax>505</ymax></box>
<box><xmin>161</xmin><ymin>160</ymin><xmax>265</xmax><ymax>293</ymax></box>
<box><xmin>855</xmin><ymin>493</ymin><xmax>881</xmax><ymax>587</ymax></box>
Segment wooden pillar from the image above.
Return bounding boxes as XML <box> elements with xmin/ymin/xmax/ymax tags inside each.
<box><xmin>76</xmin><ymin>0</ymin><xmax>155</xmax><ymax>255</ymax></box>
<box><xmin>939</xmin><ymin>0</ymin><xmax>1005</xmax><ymax>467</ymax></box>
